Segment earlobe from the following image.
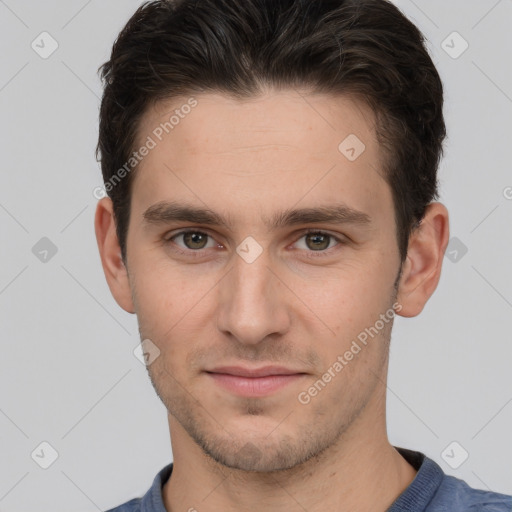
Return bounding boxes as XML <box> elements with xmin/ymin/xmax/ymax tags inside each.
<box><xmin>395</xmin><ymin>202</ymin><xmax>450</xmax><ymax>318</ymax></box>
<box><xmin>94</xmin><ymin>197</ymin><xmax>135</xmax><ymax>314</ymax></box>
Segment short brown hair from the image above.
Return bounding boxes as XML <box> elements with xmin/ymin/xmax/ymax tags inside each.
<box><xmin>96</xmin><ymin>0</ymin><xmax>446</xmax><ymax>265</ymax></box>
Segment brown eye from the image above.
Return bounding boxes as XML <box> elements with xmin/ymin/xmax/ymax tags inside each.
<box><xmin>169</xmin><ymin>230</ymin><xmax>216</xmax><ymax>251</ymax></box>
<box><xmin>294</xmin><ymin>231</ymin><xmax>340</xmax><ymax>253</ymax></box>
<box><xmin>304</xmin><ymin>232</ymin><xmax>331</xmax><ymax>251</ymax></box>
<box><xmin>182</xmin><ymin>231</ymin><xmax>209</xmax><ymax>249</ymax></box>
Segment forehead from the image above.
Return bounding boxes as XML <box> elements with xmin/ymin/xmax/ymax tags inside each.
<box><xmin>130</xmin><ymin>89</ymin><xmax>392</xmax><ymax>230</ymax></box>
<box><xmin>136</xmin><ymin>89</ymin><xmax>379</xmax><ymax>160</ymax></box>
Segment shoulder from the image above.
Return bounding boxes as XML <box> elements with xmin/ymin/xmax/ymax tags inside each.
<box><xmin>103</xmin><ymin>462</ymin><xmax>173</xmax><ymax>512</ymax></box>
<box><xmin>429</xmin><ymin>473</ymin><xmax>512</xmax><ymax>511</ymax></box>
<box><xmin>104</xmin><ymin>497</ymin><xmax>142</xmax><ymax>512</ymax></box>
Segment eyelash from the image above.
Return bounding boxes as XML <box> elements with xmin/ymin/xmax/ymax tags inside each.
<box><xmin>164</xmin><ymin>228</ymin><xmax>345</xmax><ymax>259</ymax></box>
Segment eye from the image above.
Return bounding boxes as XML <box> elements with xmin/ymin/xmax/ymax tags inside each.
<box><xmin>164</xmin><ymin>228</ymin><xmax>344</xmax><ymax>259</ymax></box>
<box><xmin>293</xmin><ymin>230</ymin><xmax>341</xmax><ymax>254</ymax></box>
<box><xmin>167</xmin><ymin>230</ymin><xmax>220</xmax><ymax>252</ymax></box>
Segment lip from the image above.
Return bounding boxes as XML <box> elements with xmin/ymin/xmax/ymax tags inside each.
<box><xmin>207</xmin><ymin>365</ymin><xmax>304</xmax><ymax>378</ymax></box>
<box><xmin>205</xmin><ymin>366</ymin><xmax>307</xmax><ymax>397</ymax></box>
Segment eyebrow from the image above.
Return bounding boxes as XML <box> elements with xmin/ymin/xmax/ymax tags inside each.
<box><xmin>143</xmin><ymin>201</ymin><xmax>372</xmax><ymax>230</ymax></box>
<box><xmin>142</xmin><ymin>200</ymin><xmax>372</xmax><ymax>231</ymax></box>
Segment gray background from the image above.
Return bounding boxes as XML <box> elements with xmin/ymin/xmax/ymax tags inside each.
<box><xmin>0</xmin><ymin>0</ymin><xmax>511</xmax><ymax>510</ymax></box>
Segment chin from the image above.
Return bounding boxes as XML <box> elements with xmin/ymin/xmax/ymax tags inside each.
<box><xmin>195</xmin><ymin>424</ymin><xmax>329</xmax><ymax>473</ymax></box>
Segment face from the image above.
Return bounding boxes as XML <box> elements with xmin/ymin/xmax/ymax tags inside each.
<box><xmin>123</xmin><ymin>90</ymin><xmax>403</xmax><ymax>472</ymax></box>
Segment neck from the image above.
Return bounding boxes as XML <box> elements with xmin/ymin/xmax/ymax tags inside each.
<box><xmin>163</xmin><ymin>395</ymin><xmax>417</xmax><ymax>512</ymax></box>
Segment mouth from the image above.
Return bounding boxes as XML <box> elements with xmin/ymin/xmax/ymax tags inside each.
<box><xmin>205</xmin><ymin>365</ymin><xmax>308</xmax><ymax>397</ymax></box>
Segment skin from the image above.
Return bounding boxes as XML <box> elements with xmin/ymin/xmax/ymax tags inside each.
<box><xmin>95</xmin><ymin>89</ymin><xmax>450</xmax><ymax>512</ymax></box>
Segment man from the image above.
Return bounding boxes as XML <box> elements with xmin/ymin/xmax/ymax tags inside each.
<box><xmin>94</xmin><ymin>0</ymin><xmax>512</xmax><ymax>510</ymax></box>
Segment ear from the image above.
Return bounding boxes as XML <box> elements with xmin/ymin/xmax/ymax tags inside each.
<box><xmin>396</xmin><ymin>202</ymin><xmax>450</xmax><ymax>317</ymax></box>
<box><xmin>94</xmin><ymin>197</ymin><xmax>135</xmax><ymax>314</ymax></box>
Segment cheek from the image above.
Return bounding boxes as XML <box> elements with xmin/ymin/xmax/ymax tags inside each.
<box><xmin>291</xmin><ymin>265</ymin><xmax>390</xmax><ymax>334</ymax></box>
<box><xmin>131</xmin><ymin>263</ymin><xmax>219</xmax><ymax>364</ymax></box>
<box><xmin>131</xmin><ymin>258</ymin><xmax>207</xmax><ymax>318</ymax></box>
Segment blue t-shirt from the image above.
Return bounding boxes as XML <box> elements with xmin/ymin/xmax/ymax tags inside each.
<box><xmin>105</xmin><ymin>446</ymin><xmax>512</xmax><ymax>511</ymax></box>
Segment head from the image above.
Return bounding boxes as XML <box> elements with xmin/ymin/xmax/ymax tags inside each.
<box><xmin>95</xmin><ymin>0</ymin><xmax>449</xmax><ymax>473</ymax></box>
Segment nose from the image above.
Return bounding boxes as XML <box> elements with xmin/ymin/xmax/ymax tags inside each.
<box><xmin>216</xmin><ymin>247</ymin><xmax>291</xmax><ymax>346</ymax></box>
